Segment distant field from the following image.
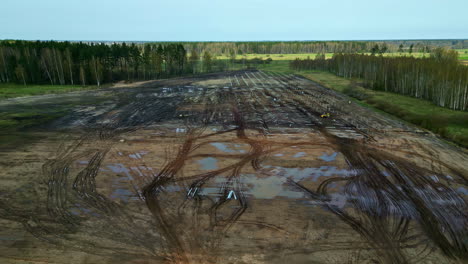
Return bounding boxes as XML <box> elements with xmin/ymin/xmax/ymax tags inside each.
<box><xmin>217</xmin><ymin>53</ymin><xmax>335</xmax><ymax>60</ymax></box>
<box><xmin>458</xmin><ymin>49</ymin><xmax>468</xmax><ymax>60</ymax></box>
<box><xmin>0</xmin><ymin>84</ymin><xmax>100</xmax><ymax>99</ymax></box>
<box><xmin>217</xmin><ymin>49</ymin><xmax>468</xmax><ymax>61</ymax></box>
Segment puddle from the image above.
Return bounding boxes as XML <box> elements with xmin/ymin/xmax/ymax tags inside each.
<box><xmin>108</xmin><ymin>174</ymin><xmax>138</xmax><ymax>203</ymax></box>
<box><xmin>0</xmin><ymin>236</ymin><xmax>20</xmax><ymax>241</ymax></box>
<box><xmin>264</xmin><ymin>165</ymin><xmax>356</xmax><ymax>182</ymax></box>
<box><xmin>430</xmin><ymin>175</ymin><xmax>439</xmax><ymax>182</ymax></box>
<box><xmin>457</xmin><ymin>187</ymin><xmax>468</xmax><ymax>195</ymax></box>
<box><xmin>211</xmin><ymin>142</ymin><xmax>247</xmax><ymax>153</ymax></box>
<box><xmin>197</xmin><ymin>187</ymin><xmax>224</xmax><ymax>197</ymax></box>
<box><xmin>160</xmin><ymin>165</ymin><xmax>356</xmax><ymax>201</ymax></box>
<box><xmin>241</xmin><ymin>174</ymin><xmax>304</xmax><ymax>199</ymax></box>
<box><xmin>110</xmin><ymin>188</ymin><xmax>133</xmax><ymax>202</ymax></box>
<box><xmin>198</xmin><ymin>157</ymin><xmax>218</xmax><ymax>170</ymax></box>
<box><xmin>293</xmin><ymin>152</ymin><xmax>306</xmax><ymax>158</ymax></box>
<box><xmin>319</xmin><ymin>152</ymin><xmax>338</xmax><ymax>162</ymax></box>
<box><xmin>69</xmin><ymin>203</ymin><xmax>100</xmax><ymax>217</ymax></box>
<box><xmin>107</xmin><ymin>163</ymin><xmax>133</xmax><ymax>178</ymax></box>
<box><xmin>130</xmin><ymin>167</ymin><xmax>144</xmax><ymax>177</ymax></box>
<box><xmin>129</xmin><ymin>151</ymin><xmax>149</xmax><ymax>160</ymax></box>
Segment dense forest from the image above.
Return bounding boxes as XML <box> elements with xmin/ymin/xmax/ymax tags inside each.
<box><xmin>180</xmin><ymin>41</ymin><xmax>387</xmax><ymax>55</ymax></box>
<box><xmin>290</xmin><ymin>49</ymin><xmax>468</xmax><ymax>111</ymax></box>
<box><xmin>0</xmin><ymin>40</ymin><xmax>226</xmax><ymax>86</ymax></box>
<box><xmin>1</xmin><ymin>40</ymin><xmax>466</xmax><ymax>88</ymax></box>
<box><xmin>384</xmin><ymin>39</ymin><xmax>468</xmax><ymax>49</ymax></box>
<box><xmin>168</xmin><ymin>41</ymin><xmax>434</xmax><ymax>56</ymax></box>
<box><xmin>148</xmin><ymin>39</ymin><xmax>466</xmax><ymax>56</ymax></box>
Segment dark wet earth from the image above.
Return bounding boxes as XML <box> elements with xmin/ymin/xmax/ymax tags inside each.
<box><xmin>0</xmin><ymin>71</ymin><xmax>467</xmax><ymax>264</ymax></box>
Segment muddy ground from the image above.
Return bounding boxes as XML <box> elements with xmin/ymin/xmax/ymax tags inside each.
<box><xmin>0</xmin><ymin>70</ymin><xmax>467</xmax><ymax>264</ymax></box>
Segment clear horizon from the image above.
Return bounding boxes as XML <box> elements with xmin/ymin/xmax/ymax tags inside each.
<box><xmin>1</xmin><ymin>0</ymin><xmax>467</xmax><ymax>41</ymax></box>
<box><xmin>1</xmin><ymin>38</ymin><xmax>468</xmax><ymax>42</ymax></box>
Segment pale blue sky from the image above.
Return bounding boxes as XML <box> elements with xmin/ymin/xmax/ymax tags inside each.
<box><xmin>1</xmin><ymin>0</ymin><xmax>467</xmax><ymax>41</ymax></box>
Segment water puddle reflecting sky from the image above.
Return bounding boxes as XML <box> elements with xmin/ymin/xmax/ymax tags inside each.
<box><xmin>319</xmin><ymin>152</ymin><xmax>338</xmax><ymax>162</ymax></box>
<box><xmin>293</xmin><ymin>152</ymin><xmax>306</xmax><ymax>158</ymax></box>
<box><xmin>210</xmin><ymin>142</ymin><xmax>247</xmax><ymax>153</ymax></box>
<box><xmin>198</xmin><ymin>157</ymin><xmax>218</xmax><ymax>170</ymax></box>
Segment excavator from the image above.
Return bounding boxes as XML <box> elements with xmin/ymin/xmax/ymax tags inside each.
<box><xmin>320</xmin><ymin>113</ymin><xmax>331</xmax><ymax>118</ymax></box>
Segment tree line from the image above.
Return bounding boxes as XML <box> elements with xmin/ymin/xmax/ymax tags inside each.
<box><xmin>182</xmin><ymin>41</ymin><xmax>381</xmax><ymax>55</ymax></box>
<box><xmin>149</xmin><ymin>40</ymin><xmax>450</xmax><ymax>57</ymax></box>
<box><xmin>0</xmin><ymin>40</ymin><xmax>226</xmax><ymax>86</ymax></box>
<box><xmin>290</xmin><ymin>49</ymin><xmax>468</xmax><ymax>111</ymax></box>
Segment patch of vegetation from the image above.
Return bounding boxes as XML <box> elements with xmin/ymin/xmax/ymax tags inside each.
<box><xmin>0</xmin><ymin>132</ymin><xmax>44</xmax><ymax>150</ymax></box>
<box><xmin>342</xmin><ymin>82</ymin><xmax>370</xmax><ymax>100</ymax></box>
<box><xmin>255</xmin><ymin>60</ymin><xmax>293</xmax><ymax>73</ymax></box>
<box><xmin>232</xmin><ymin>57</ymin><xmax>273</xmax><ymax>65</ymax></box>
<box><xmin>0</xmin><ymin>105</ymin><xmax>71</xmax><ymax>148</ymax></box>
<box><xmin>0</xmin><ymin>83</ymin><xmax>99</xmax><ymax>99</ymax></box>
<box><xmin>218</xmin><ymin>53</ymin><xmax>335</xmax><ymax>61</ymax></box>
<box><xmin>0</xmin><ymin>111</ymin><xmax>64</xmax><ymax>131</ymax></box>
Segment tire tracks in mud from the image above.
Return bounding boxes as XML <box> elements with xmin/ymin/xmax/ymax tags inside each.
<box><xmin>1</xmin><ymin>94</ymin><xmax>188</xmax><ymax>260</ymax></box>
<box><xmin>251</xmin><ymin>71</ymin><xmax>467</xmax><ymax>263</ymax></box>
<box><xmin>217</xmin><ymin>71</ymin><xmax>466</xmax><ymax>263</ymax></box>
<box><xmin>1</xmin><ymin>71</ymin><xmax>466</xmax><ymax>264</ymax></box>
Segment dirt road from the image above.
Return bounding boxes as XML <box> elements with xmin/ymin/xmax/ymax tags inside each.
<box><xmin>0</xmin><ymin>71</ymin><xmax>467</xmax><ymax>264</ymax></box>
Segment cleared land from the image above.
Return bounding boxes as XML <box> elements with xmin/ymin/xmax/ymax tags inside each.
<box><xmin>246</xmin><ymin>60</ymin><xmax>468</xmax><ymax>148</ymax></box>
<box><xmin>0</xmin><ymin>71</ymin><xmax>466</xmax><ymax>264</ymax></box>
<box><xmin>300</xmin><ymin>71</ymin><xmax>468</xmax><ymax>147</ymax></box>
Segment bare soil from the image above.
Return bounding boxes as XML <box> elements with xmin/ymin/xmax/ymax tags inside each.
<box><xmin>0</xmin><ymin>70</ymin><xmax>467</xmax><ymax>264</ymax></box>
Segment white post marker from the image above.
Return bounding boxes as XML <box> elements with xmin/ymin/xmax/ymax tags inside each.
<box><xmin>187</xmin><ymin>187</ymin><xmax>198</xmax><ymax>197</ymax></box>
<box><xmin>227</xmin><ymin>190</ymin><xmax>237</xmax><ymax>200</ymax></box>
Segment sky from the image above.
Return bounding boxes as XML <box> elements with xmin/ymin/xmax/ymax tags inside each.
<box><xmin>1</xmin><ymin>0</ymin><xmax>467</xmax><ymax>41</ymax></box>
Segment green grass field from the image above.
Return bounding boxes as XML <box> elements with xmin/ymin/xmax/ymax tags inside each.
<box><xmin>457</xmin><ymin>49</ymin><xmax>468</xmax><ymax>60</ymax></box>
<box><xmin>0</xmin><ymin>83</ymin><xmax>100</xmax><ymax>99</ymax></box>
<box><xmin>217</xmin><ymin>53</ymin><xmax>335</xmax><ymax>60</ymax></box>
<box><xmin>255</xmin><ymin>60</ymin><xmax>292</xmax><ymax>73</ymax></box>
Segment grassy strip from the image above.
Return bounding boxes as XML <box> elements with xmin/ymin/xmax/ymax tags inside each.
<box><xmin>0</xmin><ymin>110</ymin><xmax>68</xmax><ymax>148</ymax></box>
<box><xmin>255</xmin><ymin>60</ymin><xmax>292</xmax><ymax>73</ymax></box>
<box><xmin>299</xmin><ymin>71</ymin><xmax>468</xmax><ymax>148</ymax></box>
<box><xmin>217</xmin><ymin>53</ymin><xmax>335</xmax><ymax>60</ymax></box>
<box><xmin>0</xmin><ymin>83</ymin><xmax>101</xmax><ymax>99</ymax></box>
